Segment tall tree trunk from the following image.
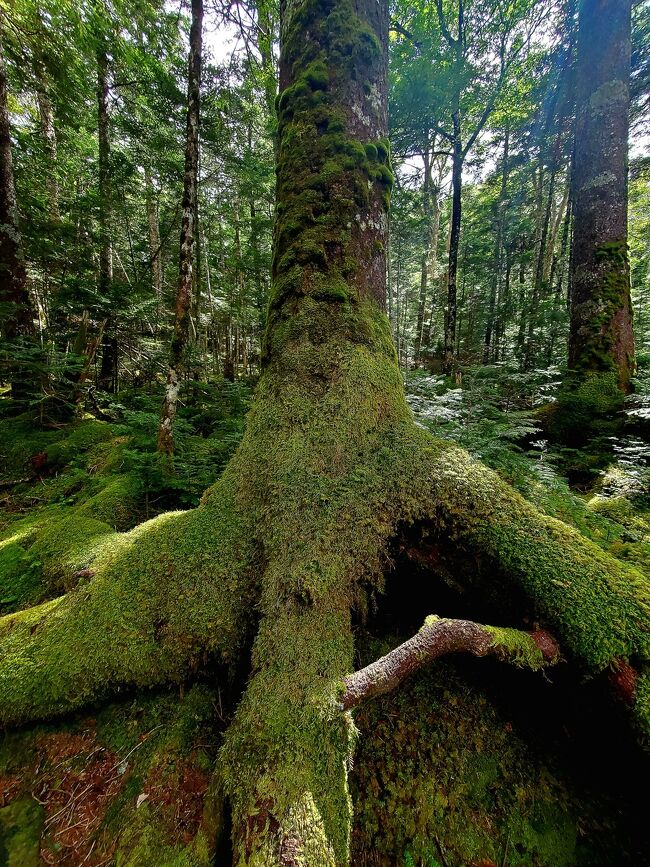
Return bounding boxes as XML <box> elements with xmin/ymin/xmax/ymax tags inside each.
<box><xmin>34</xmin><ymin>64</ymin><xmax>60</xmax><ymax>223</ymax></box>
<box><xmin>546</xmin><ymin>194</ymin><xmax>572</xmax><ymax>365</ymax></box>
<box><xmin>484</xmin><ymin>126</ymin><xmax>509</xmax><ymax>363</ymax></box>
<box><xmin>96</xmin><ymin>45</ymin><xmax>117</xmax><ymax>392</ymax></box>
<box><xmin>495</xmin><ymin>251</ymin><xmax>512</xmax><ymax>361</ymax></box>
<box><xmin>145</xmin><ymin>166</ymin><xmax>163</xmax><ymax>311</ymax></box>
<box><xmin>515</xmin><ymin>258</ymin><xmax>528</xmax><ymax>360</ymax></box>
<box><xmin>415</xmin><ymin>147</ymin><xmax>430</xmax><ymax>364</ymax></box>
<box><xmin>222</xmin><ymin>0</ymin><xmax>391</xmax><ymax>856</ymax></box>
<box><xmin>255</xmin><ymin>0</ymin><xmax>278</xmax><ymax>133</ymax></box>
<box><xmin>0</xmin><ymin>35</ymin><xmax>38</xmax><ymax>402</ymax></box>
<box><xmin>568</xmin><ymin>0</ymin><xmax>634</xmax><ymax>391</ymax></box>
<box><xmin>523</xmin><ymin>165</ymin><xmax>549</xmax><ymax>370</ymax></box>
<box><xmin>415</xmin><ymin>149</ymin><xmax>441</xmax><ymax>366</ymax></box>
<box><xmin>158</xmin><ymin>0</ymin><xmax>203</xmax><ymax>457</ymax></box>
<box><xmin>443</xmin><ymin>112</ymin><xmax>462</xmax><ymax>375</ymax></box>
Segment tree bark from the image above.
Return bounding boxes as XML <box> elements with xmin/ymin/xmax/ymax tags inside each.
<box><xmin>158</xmin><ymin>0</ymin><xmax>203</xmax><ymax>456</ymax></box>
<box><xmin>0</xmin><ymin>40</ymin><xmax>27</xmax><ymax>333</ymax></box>
<box><xmin>484</xmin><ymin>127</ymin><xmax>509</xmax><ymax>363</ymax></box>
<box><xmin>95</xmin><ymin>44</ymin><xmax>118</xmax><ymax>393</ymax></box>
<box><xmin>145</xmin><ymin>165</ymin><xmax>163</xmax><ymax>310</ymax></box>
<box><xmin>443</xmin><ymin>112</ymin><xmax>462</xmax><ymax>375</ymax></box>
<box><xmin>568</xmin><ymin>0</ymin><xmax>635</xmax><ymax>391</ymax></box>
<box><xmin>342</xmin><ymin>616</ymin><xmax>559</xmax><ymax>709</ymax></box>
<box><xmin>34</xmin><ymin>61</ymin><xmax>60</xmax><ymax>223</ymax></box>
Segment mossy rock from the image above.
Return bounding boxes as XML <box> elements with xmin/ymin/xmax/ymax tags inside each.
<box><xmin>43</xmin><ymin>420</ymin><xmax>115</xmax><ymax>470</ymax></box>
<box><xmin>541</xmin><ymin>373</ymin><xmax>625</xmax><ymax>449</ymax></box>
<box><xmin>75</xmin><ymin>473</ymin><xmax>143</xmax><ymax>530</ymax></box>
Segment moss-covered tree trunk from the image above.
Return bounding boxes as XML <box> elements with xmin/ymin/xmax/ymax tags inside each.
<box><xmin>568</xmin><ymin>0</ymin><xmax>635</xmax><ymax>391</ymax></box>
<box><xmin>218</xmin><ymin>0</ymin><xmax>395</xmax><ymax>860</ymax></box>
<box><xmin>158</xmin><ymin>0</ymin><xmax>203</xmax><ymax>457</ymax></box>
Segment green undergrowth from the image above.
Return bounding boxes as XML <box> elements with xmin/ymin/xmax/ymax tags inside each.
<box><xmin>0</xmin><ymin>380</ymin><xmax>251</xmax><ymax>609</ymax></box>
<box><xmin>351</xmin><ymin>659</ymin><xmax>647</xmax><ymax>866</ymax></box>
<box><xmin>406</xmin><ymin>365</ymin><xmax>650</xmax><ymax>579</ymax></box>
<box><xmin>0</xmin><ymin>685</ymin><xmax>223</xmax><ymax>865</ymax></box>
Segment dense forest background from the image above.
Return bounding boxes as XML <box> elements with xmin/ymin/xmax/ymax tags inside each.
<box><xmin>1</xmin><ymin>0</ymin><xmax>650</xmax><ymax>865</ymax></box>
<box><xmin>1</xmin><ymin>0</ymin><xmax>648</xmax><ymax>401</ymax></box>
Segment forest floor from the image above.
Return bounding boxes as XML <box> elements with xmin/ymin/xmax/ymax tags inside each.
<box><xmin>1</xmin><ymin>368</ymin><xmax>650</xmax><ymax>866</ymax></box>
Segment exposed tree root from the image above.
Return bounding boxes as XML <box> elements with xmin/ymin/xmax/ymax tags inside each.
<box><xmin>2</xmin><ymin>399</ymin><xmax>650</xmax><ymax>864</ymax></box>
<box><xmin>0</xmin><ymin>471</ymin><xmax>257</xmax><ymax>727</ymax></box>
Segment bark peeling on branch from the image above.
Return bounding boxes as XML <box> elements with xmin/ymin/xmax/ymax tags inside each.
<box><xmin>341</xmin><ymin>616</ymin><xmax>560</xmax><ymax>710</ymax></box>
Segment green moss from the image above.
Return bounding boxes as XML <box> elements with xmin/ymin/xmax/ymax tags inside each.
<box><xmin>570</xmin><ymin>239</ymin><xmax>632</xmax><ymax>382</ymax></box>
<box><xmin>75</xmin><ymin>473</ymin><xmax>143</xmax><ymax>530</ymax></box>
<box><xmin>42</xmin><ymin>420</ymin><xmax>115</xmax><ymax>470</ymax></box>
<box><xmin>351</xmin><ymin>663</ymin><xmax>624</xmax><ymax>867</ymax></box>
<box><xmin>543</xmin><ymin>370</ymin><xmax>625</xmax><ymax>448</ymax></box>
<box><xmin>0</xmin><ymin>471</ymin><xmax>257</xmax><ymax>727</ymax></box>
<box><xmin>28</xmin><ymin>513</ymin><xmax>114</xmax><ymax>588</ymax></box>
<box><xmin>0</xmin><ymin>541</ymin><xmax>42</xmax><ymax>614</ymax></box>
<box><xmin>0</xmin><ymin>796</ymin><xmax>44</xmax><ymax>867</ymax></box>
<box><xmin>115</xmin><ymin>812</ymin><xmax>210</xmax><ymax>867</ymax></box>
<box><xmin>588</xmin><ymin>495</ymin><xmax>650</xmax><ymax>535</ymax></box>
<box><xmin>485</xmin><ymin>625</ymin><xmax>549</xmax><ymax>669</ymax></box>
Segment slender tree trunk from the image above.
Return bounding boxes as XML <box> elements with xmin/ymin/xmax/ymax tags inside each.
<box><xmin>95</xmin><ymin>45</ymin><xmax>117</xmax><ymax>392</ymax></box>
<box><xmin>523</xmin><ymin>165</ymin><xmax>550</xmax><ymax>370</ymax></box>
<box><xmin>515</xmin><ymin>258</ymin><xmax>528</xmax><ymax>360</ymax></box>
<box><xmin>415</xmin><ymin>147</ymin><xmax>431</xmax><ymax>364</ymax></box>
<box><xmin>158</xmin><ymin>0</ymin><xmax>203</xmax><ymax>456</ymax></box>
<box><xmin>568</xmin><ymin>0</ymin><xmax>634</xmax><ymax>391</ymax></box>
<box><xmin>484</xmin><ymin>126</ymin><xmax>509</xmax><ymax>363</ymax></box>
<box><xmin>34</xmin><ymin>64</ymin><xmax>60</xmax><ymax>223</ymax></box>
<box><xmin>145</xmin><ymin>166</ymin><xmax>163</xmax><ymax>311</ymax></box>
<box><xmin>546</xmin><ymin>194</ymin><xmax>572</xmax><ymax>365</ymax></box>
<box><xmin>495</xmin><ymin>252</ymin><xmax>512</xmax><ymax>361</ymax></box>
<box><xmin>443</xmin><ymin>113</ymin><xmax>462</xmax><ymax>375</ymax></box>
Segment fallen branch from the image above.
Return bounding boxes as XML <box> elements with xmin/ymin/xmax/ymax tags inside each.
<box><xmin>341</xmin><ymin>616</ymin><xmax>560</xmax><ymax>709</ymax></box>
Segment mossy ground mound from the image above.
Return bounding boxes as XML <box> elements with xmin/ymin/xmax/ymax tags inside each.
<box><xmin>1</xmin><ymin>363</ymin><xmax>650</xmax><ymax>863</ymax></box>
<box><xmin>351</xmin><ymin>659</ymin><xmax>649</xmax><ymax>866</ymax></box>
<box><xmin>0</xmin><ymin>685</ymin><xmax>223</xmax><ymax>866</ymax></box>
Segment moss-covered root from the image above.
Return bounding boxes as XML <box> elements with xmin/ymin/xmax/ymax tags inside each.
<box><xmin>220</xmin><ymin>600</ymin><xmax>355</xmax><ymax>867</ymax></box>
<box><xmin>414</xmin><ymin>438</ymin><xmax>650</xmax><ymax>684</ymax></box>
<box><xmin>0</xmin><ymin>478</ymin><xmax>256</xmax><ymax>727</ymax></box>
<box><xmin>342</xmin><ymin>616</ymin><xmax>559</xmax><ymax>709</ymax></box>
